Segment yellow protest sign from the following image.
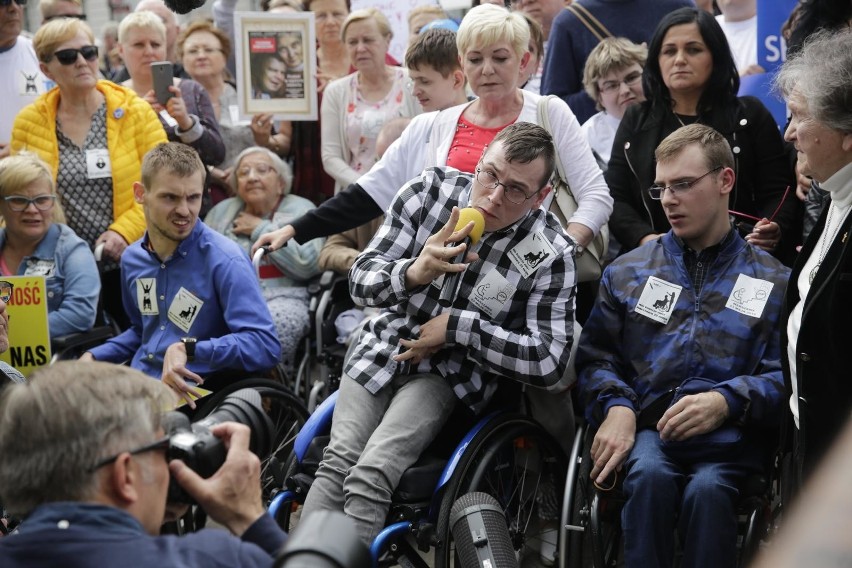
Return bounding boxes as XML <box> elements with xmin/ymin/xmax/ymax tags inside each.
<box><xmin>0</xmin><ymin>276</ymin><xmax>51</xmax><ymax>376</ymax></box>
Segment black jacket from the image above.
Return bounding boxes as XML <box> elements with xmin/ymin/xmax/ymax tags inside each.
<box><xmin>782</xmin><ymin>199</ymin><xmax>852</xmax><ymax>481</ymax></box>
<box><xmin>605</xmin><ymin>96</ymin><xmax>799</xmax><ymax>261</ymax></box>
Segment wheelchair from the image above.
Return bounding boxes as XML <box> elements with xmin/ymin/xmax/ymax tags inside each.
<box><xmin>558</xmin><ymin>420</ymin><xmax>779</xmax><ymax>568</ymax></box>
<box><xmin>268</xmin><ymin>384</ymin><xmax>568</xmax><ymax>567</ymax></box>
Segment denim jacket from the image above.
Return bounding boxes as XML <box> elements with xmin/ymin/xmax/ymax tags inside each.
<box><xmin>0</xmin><ymin>223</ymin><xmax>99</xmax><ymax>339</ymax></box>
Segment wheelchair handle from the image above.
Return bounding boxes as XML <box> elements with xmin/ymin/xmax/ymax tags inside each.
<box><xmin>252</xmin><ymin>246</ymin><xmax>271</xmax><ymax>279</ymax></box>
<box><xmin>94</xmin><ymin>243</ymin><xmax>105</xmax><ymax>262</ymax></box>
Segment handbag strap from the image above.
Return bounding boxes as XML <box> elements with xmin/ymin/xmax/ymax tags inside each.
<box><xmin>565</xmin><ymin>4</ymin><xmax>614</xmax><ymax>43</ymax></box>
<box><xmin>536</xmin><ymin>96</ymin><xmax>576</xmax><ymax>206</ymax></box>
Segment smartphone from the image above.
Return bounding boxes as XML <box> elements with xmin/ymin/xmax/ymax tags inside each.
<box><xmin>151</xmin><ymin>61</ymin><xmax>174</xmax><ymax>105</ymax></box>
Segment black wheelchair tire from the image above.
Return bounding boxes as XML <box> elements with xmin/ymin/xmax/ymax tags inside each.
<box><xmin>433</xmin><ymin>413</ymin><xmax>567</xmax><ymax>568</ymax></box>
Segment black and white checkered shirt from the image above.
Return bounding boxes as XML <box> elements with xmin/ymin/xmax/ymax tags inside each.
<box><xmin>345</xmin><ymin>167</ymin><xmax>577</xmax><ymax>413</ymax></box>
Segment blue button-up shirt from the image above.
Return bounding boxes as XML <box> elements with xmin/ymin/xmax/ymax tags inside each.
<box><xmin>89</xmin><ymin>220</ymin><xmax>280</xmax><ymax>377</ymax></box>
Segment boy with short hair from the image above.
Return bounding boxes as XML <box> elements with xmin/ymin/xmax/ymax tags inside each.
<box><xmin>404</xmin><ymin>28</ymin><xmax>468</xmax><ymax>113</ymax></box>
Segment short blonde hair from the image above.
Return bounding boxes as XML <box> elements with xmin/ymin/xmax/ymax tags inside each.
<box><xmin>583</xmin><ymin>37</ymin><xmax>647</xmax><ymax>108</ymax></box>
<box><xmin>33</xmin><ymin>18</ymin><xmax>95</xmax><ymax>63</ymax></box>
<box><xmin>457</xmin><ymin>4</ymin><xmax>529</xmax><ymax>60</ymax></box>
<box><xmin>342</xmin><ymin>8</ymin><xmax>392</xmax><ymax>42</ymax></box>
<box><xmin>118</xmin><ymin>10</ymin><xmax>167</xmax><ymax>44</ymax></box>
<box><xmin>0</xmin><ymin>153</ymin><xmax>66</xmax><ymax>224</ymax></box>
<box><xmin>407</xmin><ymin>5</ymin><xmax>446</xmax><ymax>29</ymax></box>
<box><xmin>655</xmin><ymin>124</ymin><xmax>734</xmax><ymax>171</ymax></box>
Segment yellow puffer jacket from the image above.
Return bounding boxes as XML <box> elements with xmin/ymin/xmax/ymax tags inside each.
<box><xmin>11</xmin><ymin>80</ymin><xmax>168</xmax><ymax>244</ymax></box>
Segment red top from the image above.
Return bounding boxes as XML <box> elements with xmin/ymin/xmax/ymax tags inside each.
<box><xmin>446</xmin><ymin>115</ymin><xmax>515</xmax><ymax>174</ymax></box>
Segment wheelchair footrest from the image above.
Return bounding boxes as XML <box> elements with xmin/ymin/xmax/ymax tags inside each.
<box><xmin>286</xmin><ymin>472</ymin><xmax>314</xmax><ymax>498</ymax></box>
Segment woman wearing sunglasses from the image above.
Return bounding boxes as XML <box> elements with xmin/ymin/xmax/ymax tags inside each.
<box><xmin>10</xmin><ymin>18</ymin><xmax>167</xmax><ymax>328</ymax></box>
<box><xmin>0</xmin><ymin>153</ymin><xmax>99</xmax><ymax>340</ymax></box>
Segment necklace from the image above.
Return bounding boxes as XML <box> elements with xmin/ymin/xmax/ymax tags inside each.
<box><xmin>809</xmin><ymin>205</ymin><xmax>845</xmax><ymax>284</ymax></box>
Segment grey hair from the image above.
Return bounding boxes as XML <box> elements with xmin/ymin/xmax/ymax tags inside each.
<box><xmin>230</xmin><ymin>146</ymin><xmax>293</xmax><ymax>195</ymax></box>
<box><xmin>774</xmin><ymin>27</ymin><xmax>852</xmax><ymax>133</ymax></box>
<box><xmin>0</xmin><ymin>362</ymin><xmax>174</xmax><ymax>516</ymax></box>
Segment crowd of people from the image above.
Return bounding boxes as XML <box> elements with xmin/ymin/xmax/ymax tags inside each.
<box><xmin>1</xmin><ymin>0</ymin><xmax>852</xmax><ymax>567</ymax></box>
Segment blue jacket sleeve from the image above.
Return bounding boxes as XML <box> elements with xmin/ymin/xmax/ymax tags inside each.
<box><xmin>49</xmin><ymin>238</ymin><xmax>100</xmax><ymax>337</ymax></box>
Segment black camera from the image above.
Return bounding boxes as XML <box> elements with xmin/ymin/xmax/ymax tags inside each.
<box><xmin>164</xmin><ymin>388</ymin><xmax>275</xmax><ymax>503</ymax></box>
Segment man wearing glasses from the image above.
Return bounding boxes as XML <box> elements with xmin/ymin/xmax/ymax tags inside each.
<box><xmin>575</xmin><ymin>124</ymin><xmax>788</xmax><ymax>568</ymax></box>
<box><xmin>300</xmin><ymin>123</ymin><xmax>576</xmax><ymax>544</ymax></box>
<box><xmin>0</xmin><ymin>0</ymin><xmax>48</xmax><ymax>158</ymax></box>
<box><xmin>0</xmin><ymin>361</ymin><xmax>285</xmax><ymax>567</ymax></box>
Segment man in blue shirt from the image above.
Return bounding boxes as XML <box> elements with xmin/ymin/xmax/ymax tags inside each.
<box><xmin>83</xmin><ymin>143</ymin><xmax>280</xmax><ymax>406</ymax></box>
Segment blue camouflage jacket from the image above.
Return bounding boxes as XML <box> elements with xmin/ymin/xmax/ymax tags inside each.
<box><xmin>576</xmin><ymin>230</ymin><xmax>790</xmax><ymax>431</ymax></box>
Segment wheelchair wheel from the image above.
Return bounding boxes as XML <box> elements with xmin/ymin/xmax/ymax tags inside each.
<box><xmin>434</xmin><ymin>413</ymin><xmax>567</xmax><ymax>568</ymax></box>
<box><xmin>566</xmin><ymin>425</ymin><xmax>623</xmax><ymax>568</ymax></box>
<box><xmin>193</xmin><ymin>378</ymin><xmax>310</xmax><ymax>504</ymax></box>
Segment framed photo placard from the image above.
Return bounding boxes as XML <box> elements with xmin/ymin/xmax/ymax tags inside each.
<box><xmin>234</xmin><ymin>11</ymin><xmax>318</xmax><ymax>121</ymax></box>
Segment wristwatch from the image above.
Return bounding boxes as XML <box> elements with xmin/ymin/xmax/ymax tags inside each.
<box><xmin>574</xmin><ymin>243</ymin><xmax>586</xmax><ymax>258</ymax></box>
<box><xmin>180</xmin><ymin>337</ymin><xmax>197</xmax><ymax>362</ymax></box>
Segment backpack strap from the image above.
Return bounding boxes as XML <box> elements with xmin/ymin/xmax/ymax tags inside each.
<box><xmin>565</xmin><ymin>4</ymin><xmax>614</xmax><ymax>43</ymax></box>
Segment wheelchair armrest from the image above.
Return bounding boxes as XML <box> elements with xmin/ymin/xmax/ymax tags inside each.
<box><xmin>52</xmin><ymin>326</ymin><xmax>116</xmax><ymax>352</ymax></box>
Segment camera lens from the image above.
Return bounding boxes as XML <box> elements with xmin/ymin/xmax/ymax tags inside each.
<box><xmin>196</xmin><ymin>388</ymin><xmax>275</xmax><ymax>458</ymax></box>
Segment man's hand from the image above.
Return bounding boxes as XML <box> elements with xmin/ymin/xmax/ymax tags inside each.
<box><xmin>161</xmin><ymin>342</ymin><xmax>205</xmax><ymax>409</ymax></box>
<box><xmin>405</xmin><ymin>207</ymin><xmax>479</xmax><ymax>290</ymax></box>
<box><xmin>96</xmin><ymin>230</ymin><xmax>129</xmax><ymax>261</ymax></box>
<box><xmin>252</xmin><ymin>224</ymin><xmax>295</xmax><ymax>255</ymax></box>
<box><xmin>79</xmin><ymin>352</ymin><xmax>95</xmax><ymax>362</ymax></box>
<box><xmin>169</xmin><ymin>423</ymin><xmax>265</xmax><ymax>536</ymax></box>
<box><xmin>394</xmin><ymin>312</ymin><xmax>450</xmax><ymax>364</ymax></box>
<box><xmin>590</xmin><ymin>406</ymin><xmax>636</xmax><ymax>486</ymax></box>
<box><xmin>746</xmin><ymin>219</ymin><xmax>781</xmax><ymax>252</ymax></box>
<box><xmin>657</xmin><ymin>391</ymin><xmax>729</xmax><ymax>442</ymax></box>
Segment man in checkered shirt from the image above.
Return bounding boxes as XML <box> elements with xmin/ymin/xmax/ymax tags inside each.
<box><xmin>301</xmin><ymin>122</ymin><xmax>577</xmax><ymax>544</ymax></box>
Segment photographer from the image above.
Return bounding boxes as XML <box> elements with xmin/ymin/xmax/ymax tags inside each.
<box><xmin>0</xmin><ymin>361</ymin><xmax>286</xmax><ymax>567</ymax></box>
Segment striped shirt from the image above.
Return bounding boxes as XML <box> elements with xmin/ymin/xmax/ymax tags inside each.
<box><xmin>345</xmin><ymin>167</ymin><xmax>577</xmax><ymax>413</ymax></box>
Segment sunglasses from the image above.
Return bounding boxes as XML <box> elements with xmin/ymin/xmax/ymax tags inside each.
<box><xmin>52</xmin><ymin>45</ymin><xmax>99</xmax><ymax>66</ymax></box>
<box><xmin>43</xmin><ymin>14</ymin><xmax>87</xmax><ymax>22</ymax></box>
<box><xmin>88</xmin><ymin>436</ymin><xmax>171</xmax><ymax>472</ymax></box>
<box><xmin>0</xmin><ymin>0</ymin><xmax>27</xmax><ymax>6</ymax></box>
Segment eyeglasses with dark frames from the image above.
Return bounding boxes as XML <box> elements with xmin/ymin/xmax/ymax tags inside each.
<box><xmin>43</xmin><ymin>13</ymin><xmax>87</xmax><ymax>21</ymax></box>
<box><xmin>51</xmin><ymin>45</ymin><xmax>99</xmax><ymax>66</ymax></box>
<box><xmin>3</xmin><ymin>194</ymin><xmax>56</xmax><ymax>212</ymax></box>
<box><xmin>0</xmin><ymin>281</ymin><xmax>13</xmax><ymax>304</ymax></box>
<box><xmin>728</xmin><ymin>185</ymin><xmax>791</xmax><ymax>225</ymax></box>
<box><xmin>648</xmin><ymin>165</ymin><xmax>723</xmax><ymax>200</ymax></box>
<box><xmin>475</xmin><ymin>167</ymin><xmax>542</xmax><ymax>205</ymax></box>
<box><xmin>88</xmin><ymin>436</ymin><xmax>170</xmax><ymax>472</ymax></box>
<box><xmin>0</xmin><ymin>0</ymin><xmax>28</xmax><ymax>7</ymax></box>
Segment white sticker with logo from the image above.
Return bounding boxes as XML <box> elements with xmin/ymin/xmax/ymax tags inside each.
<box><xmin>136</xmin><ymin>278</ymin><xmax>158</xmax><ymax>315</ymax></box>
<box><xmin>18</xmin><ymin>69</ymin><xmax>44</xmax><ymax>97</ymax></box>
<box><xmin>725</xmin><ymin>274</ymin><xmax>773</xmax><ymax>318</ymax></box>
<box><xmin>507</xmin><ymin>231</ymin><xmax>558</xmax><ymax>279</ymax></box>
<box><xmin>635</xmin><ymin>276</ymin><xmax>682</xmax><ymax>324</ymax></box>
<box><xmin>471</xmin><ymin>270</ymin><xmax>517</xmax><ymax>319</ymax></box>
<box><xmin>85</xmin><ymin>148</ymin><xmax>112</xmax><ymax>179</ymax></box>
<box><xmin>24</xmin><ymin>259</ymin><xmax>55</xmax><ymax>277</ymax></box>
<box><xmin>168</xmin><ymin>287</ymin><xmax>203</xmax><ymax>333</ymax></box>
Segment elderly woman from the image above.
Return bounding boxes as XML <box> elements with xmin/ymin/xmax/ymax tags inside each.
<box><xmin>119</xmin><ymin>11</ymin><xmax>224</xmax><ymax>169</ymax></box>
<box><xmin>205</xmin><ymin>147</ymin><xmax>323</xmax><ymax>376</ymax></box>
<box><xmin>0</xmin><ymin>154</ymin><xmax>99</xmax><ymax>340</ymax></box>
<box><xmin>581</xmin><ymin>37</ymin><xmax>647</xmax><ymax>169</ymax></box>
<box><xmin>776</xmin><ymin>28</ymin><xmax>852</xmax><ymax>483</ymax></box>
<box><xmin>257</xmin><ymin>4</ymin><xmax>610</xmax><ymax>266</ymax></box>
<box><xmin>321</xmin><ymin>8</ymin><xmax>420</xmax><ymax>193</ymax></box>
<box><xmin>10</xmin><ymin>18</ymin><xmax>167</xmax><ymax>327</ymax></box>
<box><xmin>605</xmin><ymin>7</ymin><xmax>798</xmax><ymax>261</ymax></box>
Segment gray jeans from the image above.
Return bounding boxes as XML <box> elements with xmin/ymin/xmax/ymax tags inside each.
<box><xmin>301</xmin><ymin>372</ymin><xmax>456</xmax><ymax>544</ymax></box>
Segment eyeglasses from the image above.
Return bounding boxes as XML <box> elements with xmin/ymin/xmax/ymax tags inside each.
<box><xmin>51</xmin><ymin>45</ymin><xmax>99</xmax><ymax>66</ymax></box>
<box><xmin>43</xmin><ymin>13</ymin><xmax>87</xmax><ymax>21</ymax></box>
<box><xmin>0</xmin><ymin>0</ymin><xmax>27</xmax><ymax>6</ymax></box>
<box><xmin>3</xmin><ymin>194</ymin><xmax>56</xmax><ymax>212</ymax></box>
<box><xmin>475</xmin><ymin>167</ymin><xmax>541</xmax><ymax>205</ymax></box>
<box><xmin>648</xmin><ymin>166</ymin><xmax>722</xmax><ymax>200</ymax></box>
<box><xmin>236</xmin><ymin>164</ymin><xmax>275</xmax><ymax>178</ymax></box>
<box><xmin>729</xmin><ymin>185</ymin><xmax>791</xmax><ymax>225</ymax></box>
<box><xmin>599</xmin><ymin>71</ymin><xmax>642</xmax><ymax>94</ymax></box>
<box><xmin>88</xmin><ymin>436</ymin><xmax>170</xmax><ymax>472</ymax></box>
<box><xmin>0</xmin><ymin>281</ymin><xmax>13</xmax><ymax>304</ymax></box>
<box><xmin>184</xmin><ymin>46</ymin><xmax>223</xmax><ymax>57</ymax></box>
